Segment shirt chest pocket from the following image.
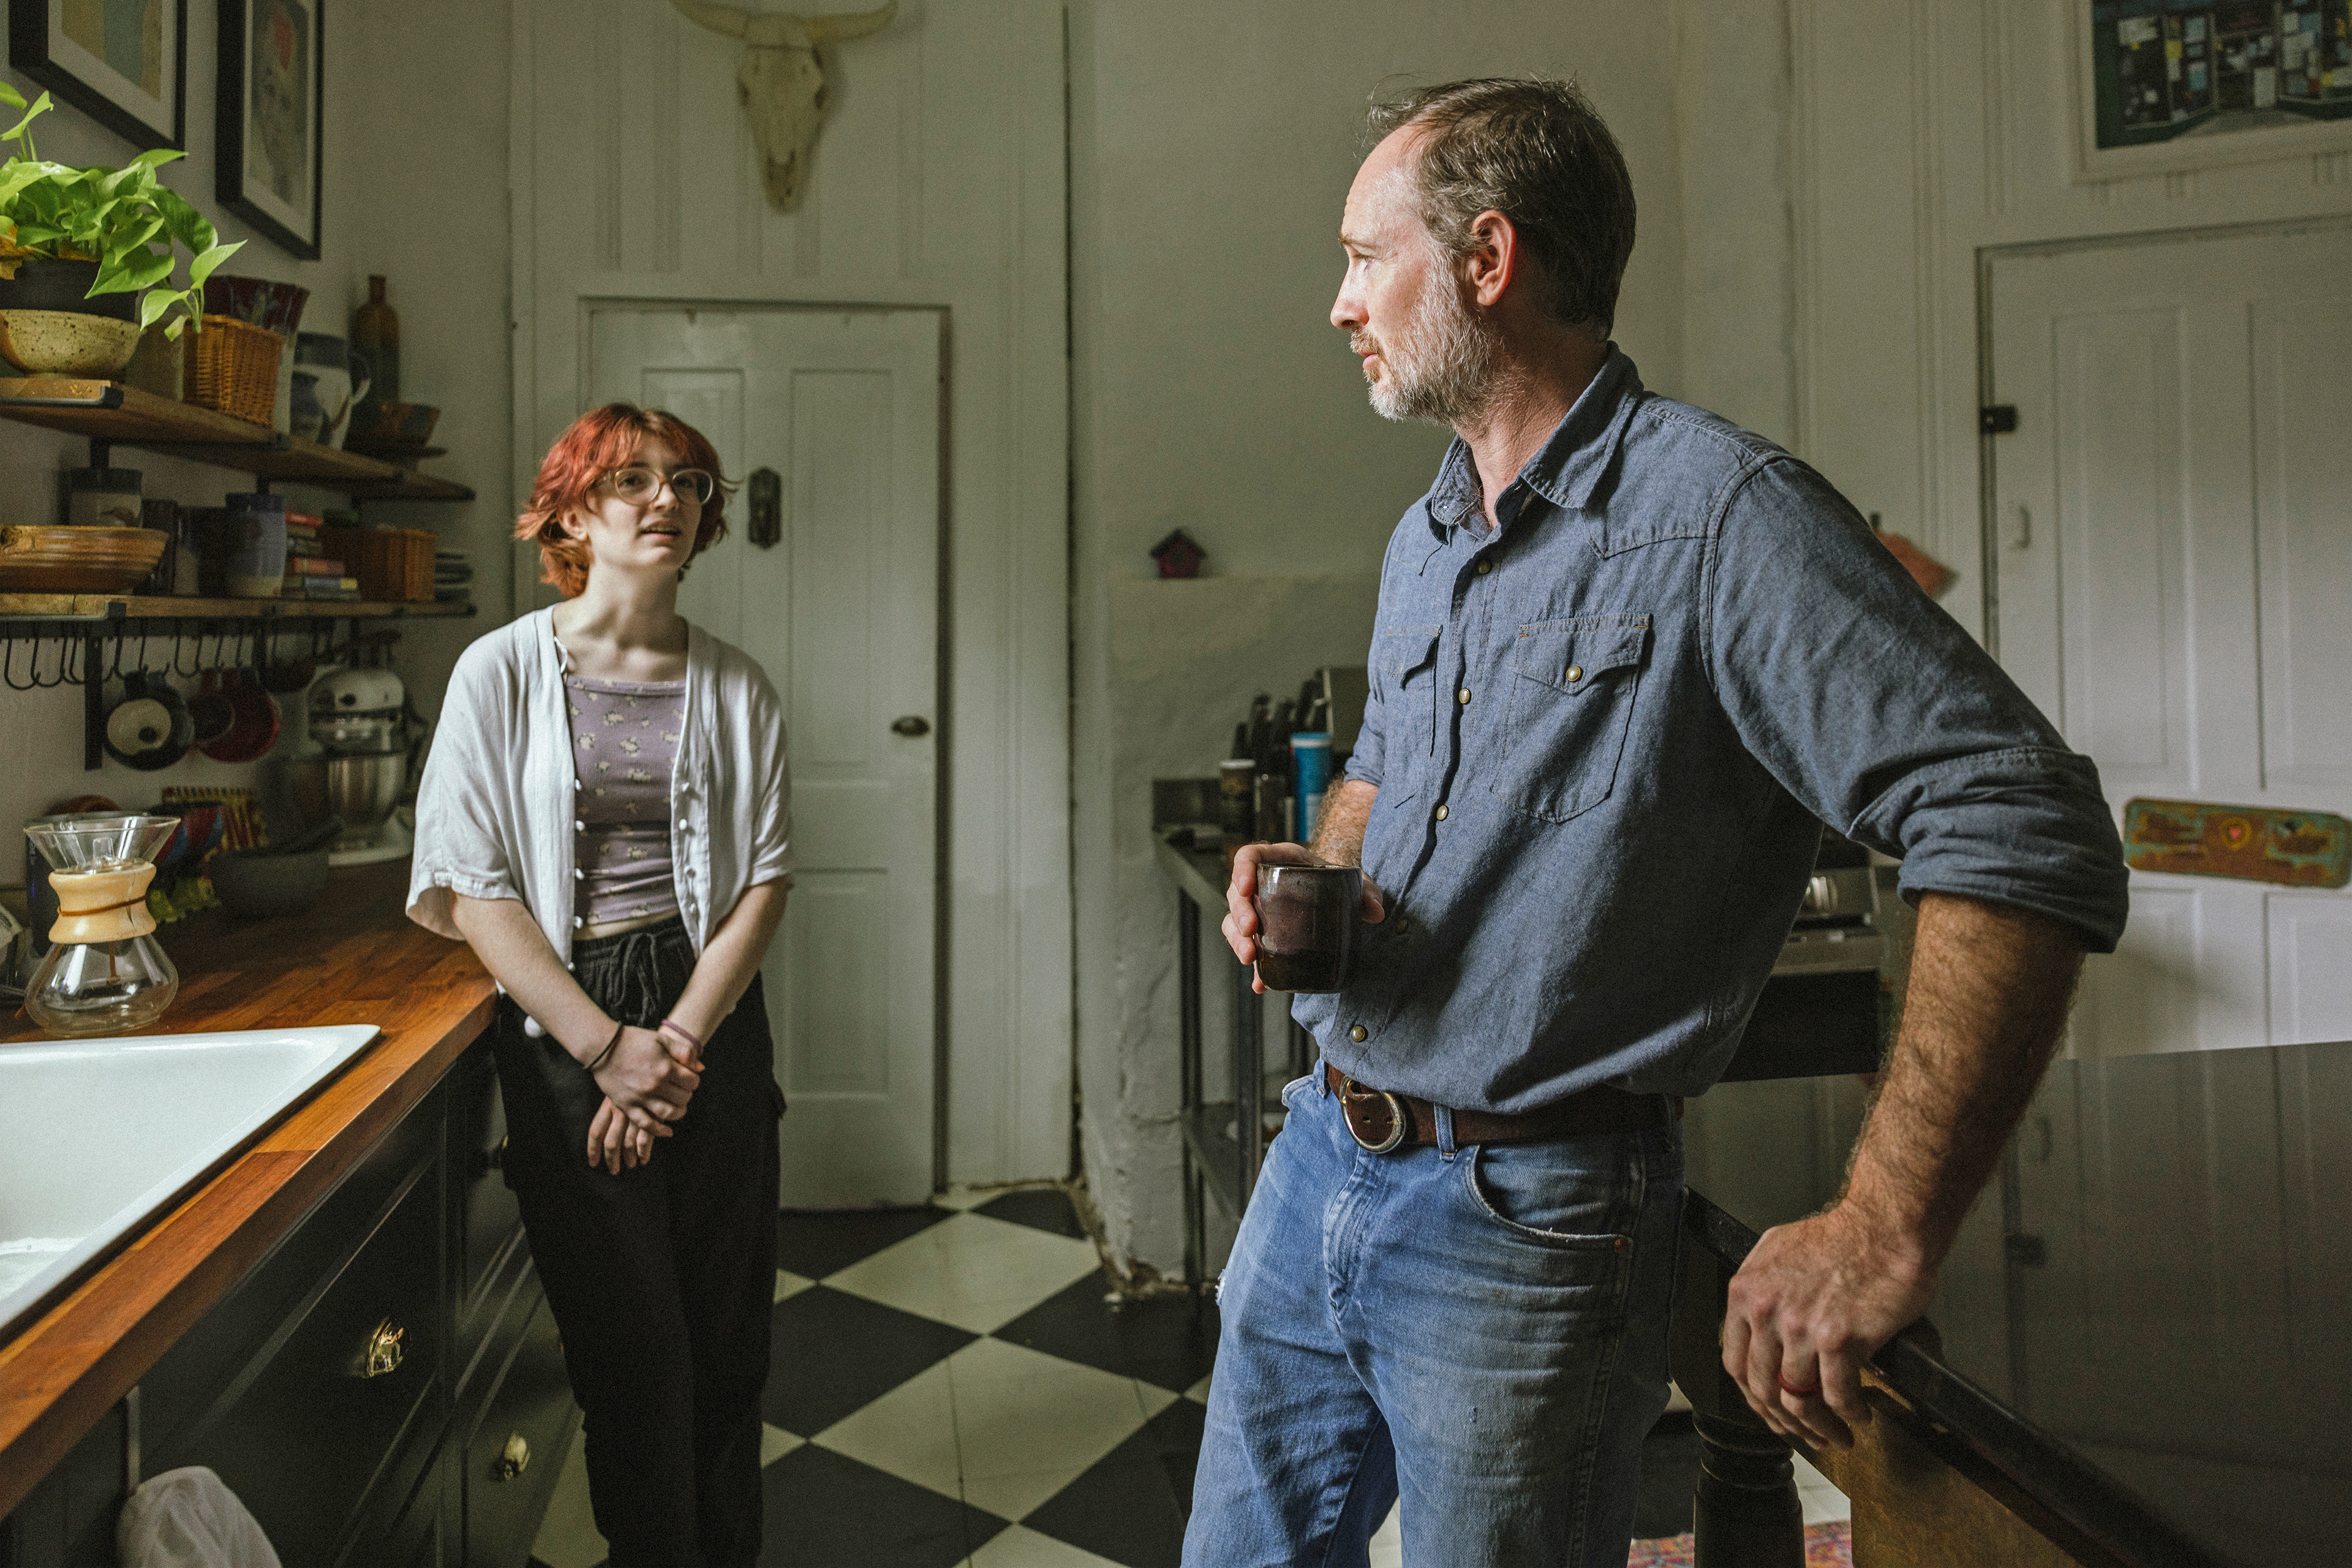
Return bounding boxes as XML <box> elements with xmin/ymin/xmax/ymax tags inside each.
<box><xmin>1376</xmin><ymin>629</ymin><xmax>1441</xmax><ymax>802</ymax></box>
<box><xmin>1488</xmin><ymin>616</ymin><xmax>1650</xmax><ymax>824</ymax></box>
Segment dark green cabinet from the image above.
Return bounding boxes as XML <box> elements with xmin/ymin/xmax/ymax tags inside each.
<box><xmin>0</xmin><ymin>1042</ymin><xmax>575</xmax><ymax>1568</ymax></box>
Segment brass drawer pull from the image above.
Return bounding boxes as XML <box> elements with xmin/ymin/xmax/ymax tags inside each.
<box><xmin>358</xmin><ymin>1318</ymin><xmax>404</xmax><ymax>1378</ymax></box>
<box><xmin>496</xmin><ymin>1432</ymin><xmax>530</xmax><ymax>1480</ymax></box>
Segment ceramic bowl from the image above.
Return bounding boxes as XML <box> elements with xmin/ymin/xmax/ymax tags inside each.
<box><xmin>0</xmin><ymin>526</ymin><xmax>167</xmax><ymax>591</ymax></box>
<box><xmin>208</xmin><ymin>846</ymin><xmax>331</xmax><ymax>919</ymax></box>
<box><xmin>351</xmin><ymin>401</ymin><xmax>440</xmax><ymax>445</ymax></box>
<box><xmin>0</xmin><ymin>311</ymin><xmax>143</xmax><ymax>376</ymax></box>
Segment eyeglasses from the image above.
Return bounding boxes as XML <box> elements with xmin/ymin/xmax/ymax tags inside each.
<box><xmin>600</xmin><ymin>465</ymin><xmax>715</xmax><ymax>506</ymax></box>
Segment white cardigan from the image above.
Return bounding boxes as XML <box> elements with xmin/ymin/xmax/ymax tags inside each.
<box><xmin>407</xmin><ymin>608</ymin><xmax>795</xmax><ymax>969</ymax></box>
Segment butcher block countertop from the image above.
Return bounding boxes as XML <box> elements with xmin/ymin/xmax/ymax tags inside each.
<box><xmin>0</xmin><ymin>861</ymin><xmax>495</xmax><ymax>1517</ymax></box>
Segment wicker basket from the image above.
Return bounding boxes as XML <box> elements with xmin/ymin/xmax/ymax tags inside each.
<box><xmin>183</xmin><ymin>314</ymin><xmax>283</xmax><ymax>426</ymax></box>
<box><xmin>321</xmin><ymin>526</ymin><xmax>435</xmax><ymax>602</ymax></box>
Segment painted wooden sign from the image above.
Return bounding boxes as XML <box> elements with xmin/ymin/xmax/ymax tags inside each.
<box><xmin>2122</xmin><ymin>799</ymin><xmax>2351</xmax><ymax>889</ymax></box>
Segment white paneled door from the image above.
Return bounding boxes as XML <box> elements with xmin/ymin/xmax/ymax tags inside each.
<box><xmin>1986</xmin><ymin>222</ymin><xmax>2352</xmax><ymax>1055</ymax></box>
<box><xmin>590</xmin><ymin>306</ymin><xmax>943</xmax><ymax>1205</ymax></box>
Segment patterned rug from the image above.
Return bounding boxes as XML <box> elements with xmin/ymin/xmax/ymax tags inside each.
<box><xmin>1629</xmin><ymin>1521</ymin><xmax>1853</xmax><ymax>1566</ymax></box>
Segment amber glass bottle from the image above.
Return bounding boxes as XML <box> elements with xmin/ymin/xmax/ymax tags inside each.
<box><xmin>352</xmin><ymin>274</ymin><xmax>399</xmax><ymax>407</ymax></box>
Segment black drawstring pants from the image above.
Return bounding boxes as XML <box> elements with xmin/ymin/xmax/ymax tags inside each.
<box><xmin>491</xmin><ymin>917</ymin><xmax>783</xmax><ymax>1568</ymax></box>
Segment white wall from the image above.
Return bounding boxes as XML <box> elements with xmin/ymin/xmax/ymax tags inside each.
<box><xmin>1068</xmin><ymin>1</ymin><xmax>1689</xmax><ymax>1273</ymax></box>
<box><xmin>1781</xmin><ymin>0</ymin><xmax>2352</xmax><ymax>647</ymax></box>
<box><xmin>0</xmin><ymin>2</ymin><xmax>511</xmax><ymax>861</ymax></box>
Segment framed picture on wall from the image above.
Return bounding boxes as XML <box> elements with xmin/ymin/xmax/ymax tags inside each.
<box><xmin>216</xmin><ymin>0</ymin><xmax>321</xmax><ymax>258</ymax></box>
<box><xmin>6</xmin><ymin>0</ymin><xmax>188</xmax><ymax>150</ymax></box>
<box><xmin>2070</xmin><ymin>0</ymin><xmax>2352</xmax><ymax>181</ymax></box>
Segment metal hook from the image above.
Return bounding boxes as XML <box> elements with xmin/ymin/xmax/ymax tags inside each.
<box><xmin>2</xmin><ymin>631</ymin><xmax>27</xmax><ymax>692</ymax></box>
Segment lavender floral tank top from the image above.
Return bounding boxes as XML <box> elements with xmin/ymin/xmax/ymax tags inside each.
<box><xmin>565</xmin><ymin>673</ymin><xmax>687</xmax><ymax>930</ymax></box>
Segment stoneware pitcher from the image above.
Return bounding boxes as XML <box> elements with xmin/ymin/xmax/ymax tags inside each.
<box><xmin>291</xmin><ymin>333</ymin><xmax>373</xmax><ymax>448</ymax></box>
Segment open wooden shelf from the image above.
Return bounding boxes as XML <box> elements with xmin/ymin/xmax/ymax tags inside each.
<box><xmin>0</xmin><ymin>379</ymin><xmax>475</xmax><ymax>502</ymax></box>
<box><xmin>0</xmin><ymin>592</ymin><xmax>475</xmax><ymax>622</ymax></box>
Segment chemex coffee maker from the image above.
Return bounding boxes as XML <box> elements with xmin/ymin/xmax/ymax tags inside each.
<box><xmin>20</xmin><ymin>813</ymin><xmax>181</xmax><ymax>1036</ymax></box>
<box><xmin>287</xmin><ymin>666</ymin><xmax>423</xmax><ymax>866</ymax></box>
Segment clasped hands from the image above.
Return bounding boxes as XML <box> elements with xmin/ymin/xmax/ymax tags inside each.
<box><xmin>584</xmin><ymin>1022</ymin><xmax>703</xmax><ymax>1174</ymax></box>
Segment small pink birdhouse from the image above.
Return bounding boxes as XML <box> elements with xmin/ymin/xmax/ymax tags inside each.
<box><xmin>1150</xmin><ymin>529</ymin><xmax>1206</xmax><ymax>579</ymax></box>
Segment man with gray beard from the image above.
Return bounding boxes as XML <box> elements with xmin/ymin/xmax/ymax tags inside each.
<box><xmin>1188</xmin><ymin>78</ymin><xmax>2128</xmax><ymax>1566</ymax></box>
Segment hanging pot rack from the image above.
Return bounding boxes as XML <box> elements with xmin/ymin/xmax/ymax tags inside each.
<box><xmin>0</xmin><ymin>601</ymin><xmax>461</xmax><ymax>770</ymax></box>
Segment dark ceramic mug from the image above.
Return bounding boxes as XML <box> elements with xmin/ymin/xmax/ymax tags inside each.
<box><xmin>1253</xmin><ymin>862</ymin><xmax>1363</xmax><ymax>993</ymax></box>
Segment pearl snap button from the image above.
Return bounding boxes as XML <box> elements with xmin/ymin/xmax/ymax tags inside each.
<box><xmin>1565</xmin><ymin>666</ymin><xmax>1583</xmax><ymax>683</ymax></box>
<box><xmin>1457</xmin><ymin>688</ymin><xmax>1472</xmax><ymax>704</ymax></box>
<box><xmin>1434</xmin><ymin>804</ymin><xmax>1449</xmax><ymax>821</ymax></box>
<box><xmin>1350</xmin><ymin>1025</ymin><xmax>1368</xmax><ymax>1042</ymax></box>
<box><xmin>1476</xmin><ymin>560</ymin><xmax>1491</xmax><ymax>575</ymax></box>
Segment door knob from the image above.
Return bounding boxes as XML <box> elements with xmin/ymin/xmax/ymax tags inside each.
<box><xmin>496</xmin><ymin>1432</ymin><xmax>530</xmax><ymax>1480</ymax></box>
<box><xmin>891</xmin><ymin>715</ymin><xmax>931</xmax><ymax>737</ymax></box>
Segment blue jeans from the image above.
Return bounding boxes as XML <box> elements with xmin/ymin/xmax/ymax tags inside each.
<box><xmin>1185</xmin><ymin>1067</ymin><xmax>1684</xmax><ymax>1567</ymax></box>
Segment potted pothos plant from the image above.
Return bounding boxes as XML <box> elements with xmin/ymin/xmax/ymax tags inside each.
<box><xmin>0</xmin><ymin>84</ymin><xmax>241</xmax><ymax>376</ymax></box>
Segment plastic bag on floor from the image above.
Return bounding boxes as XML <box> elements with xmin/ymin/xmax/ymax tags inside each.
<box><xmin>116</xmin><ymin>1466</ymin><xmax>282</xmax><ymax>1568</ymax></box>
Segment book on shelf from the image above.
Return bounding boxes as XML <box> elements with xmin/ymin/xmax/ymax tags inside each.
<box><xmin>281</xmin><ymin>575</ymin><xmax>361</xmax><ymax>599</ymax></box>
<box><xmin>284</xmin><ymin>556</ymin><xmax>347</xmax><ymax>577</ymax></box>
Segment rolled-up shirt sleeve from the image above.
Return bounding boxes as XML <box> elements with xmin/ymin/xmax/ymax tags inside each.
<box><xmin>407</xmin><ymin>644</ymin><xmax>528</xmax><ymax>940</ymax></box>
<box><xmin>1703</xmin><ymin>459</ymin><xmax>2130</xmax><ymax>952</ymax></box>
<box><xmin>744</xmin><ymin>667</ymin><xmax>797</xmax><ymax>890</ymax></box>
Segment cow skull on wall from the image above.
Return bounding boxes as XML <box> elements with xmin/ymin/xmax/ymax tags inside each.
<box><xmin>669</xmin><ymin>0</ymin><xmax>898</xmax><ymax>212</ymax></box>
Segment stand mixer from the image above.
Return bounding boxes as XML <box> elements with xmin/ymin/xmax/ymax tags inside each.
<box><xmin>287</xmin><ymin>666</ymin><xmax>422</xmax><ymax>866</ymax></box>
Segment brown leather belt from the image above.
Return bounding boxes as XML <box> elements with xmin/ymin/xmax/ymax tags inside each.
<box><xmin>1324</xmin><ymin>1062</ymin><xmax>1671</xmax><ymax>1154</ymax></box>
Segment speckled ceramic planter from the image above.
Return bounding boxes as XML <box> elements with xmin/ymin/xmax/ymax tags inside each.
<box><xmin>0</xmin><ymin>309</ymin><xmax>143</xmax><ymax>375</ymax></box>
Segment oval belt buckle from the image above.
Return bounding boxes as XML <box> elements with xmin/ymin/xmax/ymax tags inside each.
<box><xmin>1341</xmin><ymin>1076</ymin><xmax>1408</xmax><ymax>1155</ymax></box>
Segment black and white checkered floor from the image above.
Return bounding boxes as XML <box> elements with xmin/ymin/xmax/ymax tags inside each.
<box><xmin>528</xmin><ymin>1185</ymin><xmax>1297</xmax><ymax>1568</ymax></box>
<box><xmin>527</xmin><ymin>1185</ymin><xmax>1841</xmax><ymax>1567</ymax></box>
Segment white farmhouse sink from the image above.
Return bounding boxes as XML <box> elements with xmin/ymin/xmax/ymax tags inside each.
<box><xmin>0</xmin><ymin>1025</ymin><xmax>381</xmax><ymax>1343</ymax></box>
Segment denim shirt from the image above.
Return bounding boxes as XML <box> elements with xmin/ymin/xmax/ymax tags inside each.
<box><xmin>1296</xmin><ymin>351</ymin><xmax>2128</xmax><ymax>1111</ymax></box>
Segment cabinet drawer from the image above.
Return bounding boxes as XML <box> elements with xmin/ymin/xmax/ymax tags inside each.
<box><xmin>141</xmin><ymin>1082</ymin><xmax>445</xmax><ymax>1462</ymax></box>
<box><xmin>451</xmin><ymin>1047</ymin><xmax>521</xmax><ymax>1316</ymax></box>
<box><xmin>462</xmin><ymin>1292</ymin><xmax>576</xmax><ymax>1568</ymax></box>
<box><xmin>159</xmin><ymin>1158</ymin><xmax>447</xmax><ymax>1567</ymax></box>
<box><xmin>454</xmin><ymin>1246</ymin><xmax>537</xmax><ymax>1411</ymax></box>
<box><xmin>344</xmin><ymin>1406</ymin><xmax>459</xmax><ymax>1568</ymax></box>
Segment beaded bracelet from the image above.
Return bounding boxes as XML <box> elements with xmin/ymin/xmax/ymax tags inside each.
<box><xmin>584</xmin><ymin>1019</ymin><xmax>624</xmax><ymax>1073</ymax></box>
